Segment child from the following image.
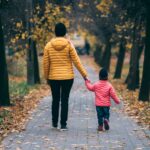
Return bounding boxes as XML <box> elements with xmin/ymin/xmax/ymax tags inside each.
<box><xmin>85</xmin><ymin>68</ymin><xmax>120</xmax><ymax>131</ymax></box>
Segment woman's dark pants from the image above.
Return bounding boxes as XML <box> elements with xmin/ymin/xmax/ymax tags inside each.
<box><xmin>48</xmin><ymin>79</ymin><xmax>74</xmax><ymax>127</ymax></box>
<box><xmin>96</xmin><ymin>106</ymin><xmax>110</xmax><ymax>126</ymax></box>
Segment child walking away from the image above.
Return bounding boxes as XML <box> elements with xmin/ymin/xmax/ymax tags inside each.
<box><xmin>85</xmin><ymin>68</ymin><xmax>120</xmax><ymax>131</ymax></box>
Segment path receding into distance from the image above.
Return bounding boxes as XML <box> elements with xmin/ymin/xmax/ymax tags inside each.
<box><xmin>2</xmin><ymin>62</ymin><xmax>150</xmax><ymax>150</ymax></box>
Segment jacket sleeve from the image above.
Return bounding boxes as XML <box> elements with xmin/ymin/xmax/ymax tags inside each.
<box><xmin>69</xmin><ymin>44</ymin><xmax>87</xmax><ymax>77</ymax></box>
<box><xmin>109</xmin><ymin>85</ymin><xmax>120</xmax><ymax>104</ymax></box>
<box><xmin>43</xmin><ymin>46</ymin><xmax>50</xmax><ymax>79</ymax></box>
<box><xmin>85</xmin><ymin>80</ymin><xmax>95</xmax><ymax>92</ymax></box>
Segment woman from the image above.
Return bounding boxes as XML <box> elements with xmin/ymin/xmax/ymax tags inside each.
<box><xmin>43</xmin><ymin>23</ymin><xmax>87</xmax><ymax>131</ymax></box>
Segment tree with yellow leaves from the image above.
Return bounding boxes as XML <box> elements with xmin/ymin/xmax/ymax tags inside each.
<box><xmin>9</xmin><ymin>0</ymin><xmax>70</xmax><ymax>85</ymax></box>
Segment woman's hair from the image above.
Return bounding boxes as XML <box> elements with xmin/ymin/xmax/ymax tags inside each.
<box><xmin>99</xmin><ymin>68</ymin><xmax>108</xmax><ymax>80</ymax></box>
<box><xmin>55</xmin><ymin>23</ymin><xmax>67</xmax><ymax>37</ymax></box>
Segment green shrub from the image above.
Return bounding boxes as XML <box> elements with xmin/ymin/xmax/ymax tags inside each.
<box><xmin>0</xmin><ymin>110</ymin><xmax>12</xmax><ymax>125</ymax></box>
<box><xmin>9</xmin><ymin>81</ymin><xmax>31</xmax><ymax>97</ymax></box>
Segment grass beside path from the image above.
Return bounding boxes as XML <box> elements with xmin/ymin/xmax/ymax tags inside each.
<box><xmin>0</xmin><ymin>80</ymin><xmax>50</xmax><ymax>142</ymax></box>
<box><xmin>0</xmin><ymin>56</ymin><xmax>50</xmax><ymax>142</ymax></box>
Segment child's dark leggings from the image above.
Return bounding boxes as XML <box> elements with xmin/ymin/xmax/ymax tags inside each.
<box><xmin>96</xmin><ymin>106</ymin><xmax>110</xmax><ymax>126</ymax></box>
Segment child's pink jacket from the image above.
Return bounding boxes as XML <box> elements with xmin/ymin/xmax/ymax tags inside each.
<box><xmin>85</xmin><ymin>80</ymin><xmax>120</xmax><ymax>106</ymax></box>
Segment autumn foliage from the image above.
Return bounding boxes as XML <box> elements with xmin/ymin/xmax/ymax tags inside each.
<box><xmin>0</xmin><ymin>0</ymin><xmax>149</xmax><ymax>143</ymax></box>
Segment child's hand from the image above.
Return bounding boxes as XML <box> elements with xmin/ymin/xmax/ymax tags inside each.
<box><xmin>117</xmin><ymin>100</ymin><xmax>121</xmax><ymax>104</ymax></box>
<box><xmin>85</xmin><ymin>79</ymin><xmax>91</xmax><ymax>83</ymax></box>
<box><xmin>84</xmin><ymin>77</ymin><xmax>90</xmax><ymax>81</ymax></box>
<box><xmin>83</xmin><ymin>77</ymin><xmax>87</xmax><ymax>81</ymax></box>
<box><xmin>117</xmin><ymin>99</ymin><xmax>123</xmax><ymax>104</ymax></box>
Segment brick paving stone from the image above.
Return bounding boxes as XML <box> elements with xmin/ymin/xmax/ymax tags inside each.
<box><xmin>1</xmin><ymin>66</ymin><xmax>150</xmax><ymax>150</ymax></box>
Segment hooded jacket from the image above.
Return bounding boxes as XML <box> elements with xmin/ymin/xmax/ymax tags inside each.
<box><xmin>43</xmin><ymin>37</ymin><xmax>87</xmax><ymax>80</ymax></box>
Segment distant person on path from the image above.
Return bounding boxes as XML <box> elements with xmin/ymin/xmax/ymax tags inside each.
<box><xmin>85</xmin><ymin>68</ymin><xmax>120</xmax><ymax>131</ymax></box>
<box><xmin>84</xmin><ymin>39</ymin><xmax>90</xmax><ymax>55</ymax></box>
<box><xmin>43</xmin><ymin>23</ymin><xmax>88</xmax><ymax>131</ymax></box>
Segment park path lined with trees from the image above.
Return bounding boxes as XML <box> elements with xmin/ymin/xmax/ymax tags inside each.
<box><xmin>1</xmin><ymin>58</ymin><xmax>150</xmax><ymax>150</ymax></box>
<box><xmin>0</xmin><ymin>0</ymin><xmax>150</xmax><ymax>148</ymax></box>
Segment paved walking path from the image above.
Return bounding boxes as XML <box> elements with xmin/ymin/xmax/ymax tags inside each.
<box><xmin>2</xmin><ymin>65</ymin><xmax>150</xmax><ymax>150</ymax></box>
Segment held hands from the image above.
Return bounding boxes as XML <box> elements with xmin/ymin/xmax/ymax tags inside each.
<box><xmin>83</xmin><ymin>77</ymin><xmax>90</xmax><ymax>82</ymax></box>
<box><xmin>83</xmin><ymin>77</ymin><xmax>88</xmax><ymax>81</ymax></box>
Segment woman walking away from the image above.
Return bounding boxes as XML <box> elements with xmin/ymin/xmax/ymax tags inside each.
<box><xmin>43</xmin><ymin>23</ymin><xmax>87</xmax><ymax>131</ymax></box>
<box><xmin>85</xmin><ymin>68</ymin><xmax>120</xmax><ymax>131</ymax></box>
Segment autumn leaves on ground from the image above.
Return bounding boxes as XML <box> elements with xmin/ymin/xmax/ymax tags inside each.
<box><xmin>0</xmin><ymin>73</ymin><xmax>50</xmax><ymax>142</ymax></box>
<box><xmin>0</xmin><ymin>56</ymin><xmax>150</xmax><ymax>142</ymax></box>
<box><xmin>0</xmin><ymin>0</ymin><xmax>150</xmax><ymax>144</ymax></box>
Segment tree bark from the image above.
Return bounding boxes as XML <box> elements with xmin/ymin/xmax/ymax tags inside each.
<box><xmin>55</xmin><ymin>0</ymin><xmax>63</xmax><ymax>4</ymax></box>
<box><xmin>0</xmin><ymin>13</ymin><xmax>10</xmax><ymax>106</ymax></box>
<box><xmin>94</xmin><ymin>44</ymin><xmax>102</xmax><ymax>65</ymax></box>
<box><xmin>114</xmin><ymin>42</ymin><xmax>126</xmax><ymax>79</ymax></box>
<box><xmin>139</xmin><ymin>4</ymin><xmax>150</xmax><ymax>101</ymax></box>
<box><xmin>127</xmin><ymin>42</ymin><xmax>143</xmax><ymax>90</ymax></box>
<box><xmin>26</xmin><ymin>0</ymin><xmax>40</xmax><ymax>85</ymax></box>
<box><xmin>127</xmin><ymin>17</ymin><xmax>141</xmax><ymax>90</ymax></box>
<box><xmin>27</xmin><ymin>40</ymin><xmax>40</xmax><ymax>85</ymax></box>
<box><xmin>101</xmin><ymin>41</ymin><xmax>111</xmax><ymax>71</ymax></box>
<box><xmin>127</xmin><ymin>42</ymin><xmax>138</xmax><ymax>90</ymax></box>
<box><xmin>125</xmin><ymin>57</ymin><xmax>131</xmax><ymax>84</ymax></box>
<box><xmin>135</xmin><ymin>45</ymin><xmax>143</xmax><ymax>88</ymax></box>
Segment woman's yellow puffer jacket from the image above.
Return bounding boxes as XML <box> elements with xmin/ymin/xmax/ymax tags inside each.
<box><xmin>43</xmin><ymin>37</ymin><xmax>87</xmax><ymax>80</ymax></box>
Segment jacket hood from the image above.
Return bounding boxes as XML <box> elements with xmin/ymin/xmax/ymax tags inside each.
<box><xmin>51</xmin><ymin>38</ymin><xmax>68</xmax><ymax>51</ymax></box>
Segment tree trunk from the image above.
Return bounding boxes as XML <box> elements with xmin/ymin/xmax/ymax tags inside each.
<box><xmin>0</xmin><ymin>14</ymin><xmax>10</xmax><ymax>106</ymax></box>
<box><xmin>114</xmin><ymin>42</ymin><xmax>126</xmax><ymax>79</ymax></box>
<box><xmin>127</xmin><ymin>17</ymin><xmax>141</xmax><ymax>90</ymax></box>
<box><xmin>139</xmin><ymin>5</ymin><xmax>150</xmax><ymax>101</ymax></box>
<box><xmin>127</xmin><ymin>42</ymin><xmax>138</xmax><ymax>90</ymax></box>
<box><xmin>55</xmin><ymin>0</ymin><xmax>63</xmax><ymax>4</ymax></box>
<box><xmin>27</xmin><ymin>40</ymin><xmax>40</xmax><ymax>85</ymax></box>
<box><xmin>127</xmin><ymin>43</ymin><xmax>143</xmax><ymax>90</ymax></box>
<box><xmin>33</xmin><ymin>41</ymin><xmax>40</xmax><ymax>83</ymax></box>
<box><xmin>135</xmin><ymin>45</ymin><xmax>143</xmax><ymax>88</ymax></box>
<box><xmin>101</xmin><ymin>41</ymin><xmax>111</xmax><ymax>71</ymax></box>
<box><xmin>125</xmin><ymin>57</ymin><xmax>131</xmax><ymax>84</ymax></box>
<box><xmin>94</xmin><ymin>44</ymin><xmax>102</xmax><ymax>65</ymax></box>
<box><xmin>26</xmin><ymin>0</ymin><xmax>40</xmax><ymax>85</ymax></box>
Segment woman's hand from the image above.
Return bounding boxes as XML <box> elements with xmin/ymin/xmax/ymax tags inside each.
<box><xmin>83</xmin><ymin>77</ymin><xmax>88</xmax><ymax>81</ymax></box>
<box><xmin>84</xmin><ymin>77</ymin><xmax>91</xmax><ymax>83</ymax></box>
